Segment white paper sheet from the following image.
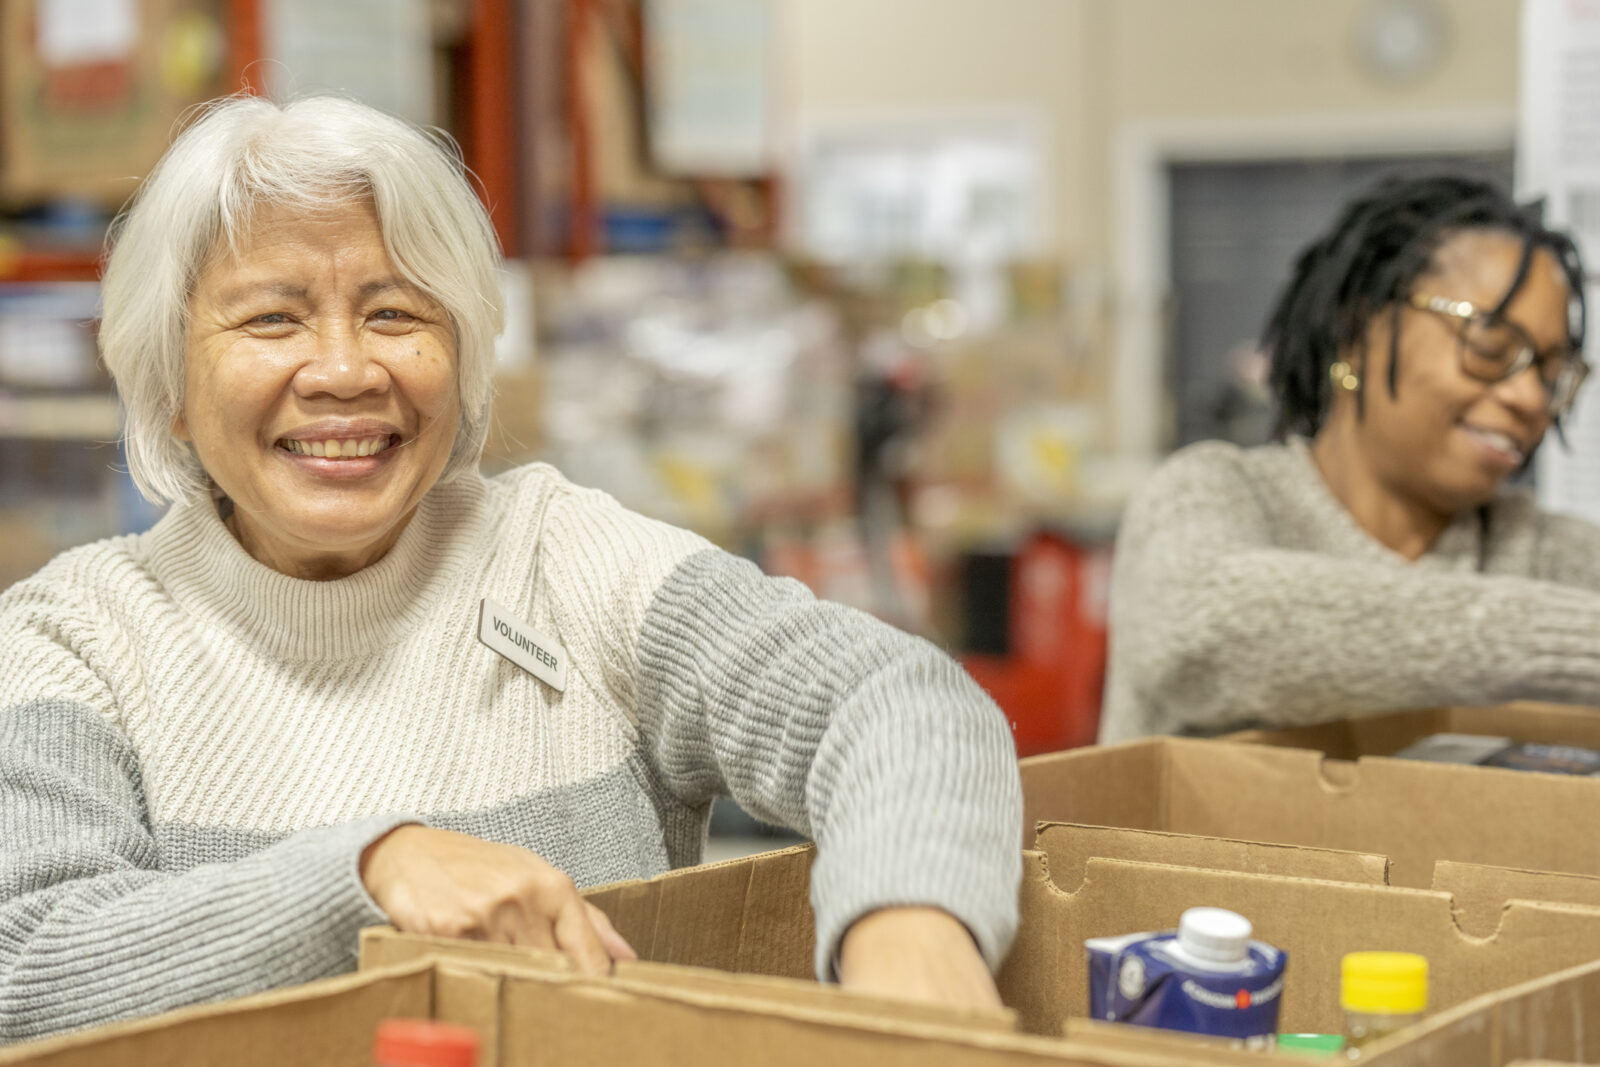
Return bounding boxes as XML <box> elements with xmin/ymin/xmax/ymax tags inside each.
<box><xmin>36</xmin><ymin>0</ymin><xmax>136</xmax><ymax>65</ymax></box>
<box><xmin>646</xmin><ymin>0</ymin><xmax>775</xmax><ymax>176</ymax></box>
<box><xmin>261</xmin><ymin>0</ymin><xmax>433</xmax><ymax>125</ymax></box>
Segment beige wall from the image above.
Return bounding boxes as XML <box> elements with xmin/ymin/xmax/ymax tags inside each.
<box><xmin>1112</xmin><ymin>0</ymin><xmax>1517</xmax><ymax>118</ymax></box>
<box><xmin>782</xmin><ymin>0</ymin><xmax>1523</xmax><ymax>454</ymax></box>
<box><xmin>781</xmin><ymin>0</ymin><xmax>1100</xmax><ymax>258</ymax></box>
<box><xmin>784</xmin><ymin>0</ymin><xmax>1520</xmax><ymax>270</ymax></box>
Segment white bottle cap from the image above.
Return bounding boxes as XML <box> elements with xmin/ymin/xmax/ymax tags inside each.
<box><xmin>1177</xmin><ymin>907</ymin><xmax>1252</xmax><ymax>966</ymax></box>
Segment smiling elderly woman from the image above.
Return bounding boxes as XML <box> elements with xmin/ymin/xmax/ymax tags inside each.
<box><xmin>0</xmin><ymin>95</ymin><xmax>1020</xmax><ymax>1042</ymax></box>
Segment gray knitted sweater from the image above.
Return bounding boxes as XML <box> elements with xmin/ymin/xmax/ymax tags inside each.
<box><xmin>1100</xmin><ymin>437</ymin><xmax>1600</xmax><ymax>741</ymax></box>
<box><xmin>0</xmin><ymin>463</ymin><xmax>1021</xmax><ymax>1042</ymax></box>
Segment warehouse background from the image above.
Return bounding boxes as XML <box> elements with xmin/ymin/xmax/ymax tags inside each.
<box><xmin>0</xmin><ymin>0</ymin><xmax>1535</xmax><ymax>755</ymax></box>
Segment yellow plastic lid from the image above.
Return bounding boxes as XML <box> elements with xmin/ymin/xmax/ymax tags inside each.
<box><xmin>1341</xmin><ymin>952</ymin><xmax>1428</xmax><ymax>1014</ymax></box>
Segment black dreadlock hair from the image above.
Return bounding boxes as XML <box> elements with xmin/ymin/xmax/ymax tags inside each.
<box><xmin>1263</xmin><ymin>173</ymin><xmax>1587</xmax><ymax>440</ymax></box>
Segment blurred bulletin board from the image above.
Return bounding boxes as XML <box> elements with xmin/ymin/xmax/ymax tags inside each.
<box><xmin>795</xmin><ymin>118</ymin><xmax>1044</xmax><ymax>265</ymax></box>
<box><xmin>1519</xmin><ymin>0</ymin><xmax>1600</xmax><ymax>523</ymax></box>
<box><xmin>0</xmin><ymin>0</ymin><xmax>231</xmax><ymax>207</ymax></box>
<box><xmin>262</xmin><ymin>0</ymin><xmax>433</xmax><ymax>126</ymax></box>
<box><xmin>645</xmin><ymin>0</ymin><xmax>775</xmax><ymax>177</ymax></box>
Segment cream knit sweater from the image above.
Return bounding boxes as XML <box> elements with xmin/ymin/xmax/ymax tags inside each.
<box><xmin>1100</xmin><ymin>437</ymin><xmax>1600</xmax><ymax>741</ymax></box>
<box><xmin>0</xmin><ymin>463</ymin><xmax>1021</xmax><ymax>1042</ymax></box>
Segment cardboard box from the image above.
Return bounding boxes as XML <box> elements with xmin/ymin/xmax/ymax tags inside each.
<box><xmin>358</xmin><ymin>925</ymin><xmax>1022</xmax><ymax>1037</ymax></box>
<box><xmin>451</xmin><ymin>943</ymin><xmax>1260</xmax><ymax>1067</ymax></box>
<box><xmin>0</xmin><ymin>960</ymin><xmax>439</xmax><ymax>1067</ymax></box>
<box><xmin>1019</xmin><ymin>737</ymin><xmax>1600</xmax><ymax>888</ymax></box>
<box><xmin>0</xmin><ymin>934</ymin><xmax>1261</xmax><ymax>1067</ymax></box>
<box><xmin>360</xmin><ymin>927</ymin><xmax>1297</xmax><ymax>1067</ymax></box>
<box><xmin>1010</xmin><ymin>825</ymin><xmax>1600</xmax><ymax>1039</ymax></box>
<box><xmin>1223</xmin><ymin>702</ymin><xmax>1600</xmax><ymax>762</ymax></box>
<box><xmin>17</xmin><ymin>855</ymin><xmax>1597</xmax><ymax>1067</ymax></box>
<box><xmin>571</xmin><ymin>838</ymin><xmax>1600</xmax><ymax>1039</ymax></box>
<box><xmin>22</xmin><ymin>725</ymin><xmax>1600</xmax><ymax>1067</ymax></box>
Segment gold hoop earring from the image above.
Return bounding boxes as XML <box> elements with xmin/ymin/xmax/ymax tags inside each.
<box><xmin>1329</xmin><ymin>361</ymin><xmax>1361</xmax><ymax>391</ymax></box>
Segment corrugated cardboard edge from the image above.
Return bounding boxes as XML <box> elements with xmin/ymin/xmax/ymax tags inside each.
<box><xmin>491</xmin><ymin>962</ymin><xmax>1264</xmax><ymax>1067</ymax></box>
<box><xmin>366</xmin><ymin>933</ymin><xmax>1180</xmax><ymax>1064</ymax></box>
<box><xmin>360</xmin><ymin>926</ymin><xmax>574</xmax><ymax>977</ymax></box>
<box><xmin>1019</xmin><ymin>740</ymin><xmax>1166</xmax><ymax>850</ymax></box>
<box><xmin>435</xmin><ymin>963</ymin><xmax>501</xmax><ymax>1067</ymax></box>
<box><xmin>0</xmin><ymin>958</ymin><xmax>436</xmax><ymax>1065</ymax></box>
<box><xmin>583</xmin><ymin>843</ymin><xmax>818</xmax><ymax>977</ymax></box>
<box><xmin>1060</xmin><ymin>1019</ymin><xmax>1269</xmax><ymax>1064</ymax></box>
<box><xmin>361</xmin><ymin>926</ymin><xmax>1020</xmax><ymax>1035</ymax></box>
<box><xmin>1357</xmin><ymin>954</ymin><xmax>1600</xmax><ymax>1066</ymax></box>
<box><xmin>1023</xmin><ymin>735</ymin><xmax>1600</xmax><ymax>891</ymax></box>
<box><xmin>1223</xmin><ymin>702</ymin><xmax>1600</xmax><ymax>761</ymax></box>
<box><xmin>1035</xmin><ymin>822</ymin><xmax>1392</xmax><ymax>888</ymax></box>
<box><xmin>1032</xmin><ymin>824</ymin><xmax>1600</xmax><ymax>940</ymax></box>
<box><xmin>1434</xmin><ymin>861</ymin><xmax>1600</xmax><ymax>940</ymax></box>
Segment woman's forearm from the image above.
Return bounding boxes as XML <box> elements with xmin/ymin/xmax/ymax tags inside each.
<box><xmin>0</xmin><ymin>697</ymin><xmax>405</xmax><ymax>1043</ymax></box>
<box><xmin>1112</xmin><ymin>546</ymin><xmax>1600</xmax><ymax>734</ymax></box>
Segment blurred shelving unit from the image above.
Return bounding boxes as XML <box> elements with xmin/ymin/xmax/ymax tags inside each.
<box><xmin>0</xmin><ymin>0</ymin><xmax>556</xmax><ymax>592</ymax></box>
<box><xmin>0</xmin><ymin>394</ymin><xmax>123</xmax><ymax>440</ymax></box>
<box><xmin>0</xmin><ymin>0</ymin><xmax>260</xmax><ymax>587</ymax></box>
<box><xmin>0</xmin><ymin>0</ymin><xmax>546</xmax><ymax>584</ymax></box>
<box><xmin>0</xmin><ymin>0</ymin><xmax>1114</xmax><ymax>745</ymax></box>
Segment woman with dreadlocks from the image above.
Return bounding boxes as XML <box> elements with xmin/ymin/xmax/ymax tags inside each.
<box><xmin>1098</xmin><ymin>173</ymin><xmax>1600</xmax><ymax>741</ymax></box>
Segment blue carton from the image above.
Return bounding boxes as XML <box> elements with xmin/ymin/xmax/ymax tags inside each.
<box><xmin>1086</xmin><ymin>908</ymin><xmax>1287</xmax><ymax>1042</ymax></box>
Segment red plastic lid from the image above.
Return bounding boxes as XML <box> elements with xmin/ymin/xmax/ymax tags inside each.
<box><xmin>373</xmin><ymin>1019</ymin><xmax>480</xmax><ymax>1067</ymax></box>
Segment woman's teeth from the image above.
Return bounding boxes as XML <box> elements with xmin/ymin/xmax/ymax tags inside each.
<box><xmin>282</xmin><ymin>436</ymin><xmax>392</xmax><ymax>458</ymax></box>
<box><xmin>1463</xmin><ymin>426</ymin><xmax>1525</xmax><ymax>463</ymax></box>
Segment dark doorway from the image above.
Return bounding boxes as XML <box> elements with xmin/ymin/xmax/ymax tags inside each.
<box><xmin>1167</xmin><ymin>153</ymin><xmax>1516</xmax><ymax>449</ymax></box>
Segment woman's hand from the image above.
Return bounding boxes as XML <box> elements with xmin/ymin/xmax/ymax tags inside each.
<box><xmin>359</xmin><ymin>825</ymin><xmax>636</xmax><ymax>975</ymax></box>
<box><xmin>837</xmin><ymin>906</ymin><xmax>1005</xmax><ymax>1014</ymax></box>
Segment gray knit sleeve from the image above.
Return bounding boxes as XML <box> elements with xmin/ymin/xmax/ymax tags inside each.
<box><xmin>0</xmin><ymin>697</ymin><xmax>408</xmax><ymax>1042</ymax></box>
<box><xmin>1102</xmin><ymin>445</ymin><xmax>1600</xmax><ymax>740</ymax></box>
<box><xmin>634</xmin><ymin>549</ymin><xmax>1022</xmax><ymax>980</ymax></box>
<box><xmin>1533</xmin><ymin>508</ymin><xmax>1600</xmax><ymax>592</ymax></box>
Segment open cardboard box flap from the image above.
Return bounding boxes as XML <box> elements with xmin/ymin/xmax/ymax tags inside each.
<box><xmin>1223</xmin><ymin>701</ymin><xmax>1600</xmax><ymax>761</ymax></box>
<box><xmin>1036</xmin><ymin>821</ymin><xmax>1393</xmax><ymax>888</ymax></box>
<box><xmin>1039</xmin><ymin>822</ymin><xmax>1600</xmax><ymax>938</ymax></box>
<box><xmin>582</xmin><ymin>844</ymin><xmax>820</xmax><ymax>980</ymax></box>
<box><xmin>1021</xmin><ymin>737</ymin><xmax>1600</xmax><ymax>888</ymax></box>
<box><xmin>484</xmin><ymin>954</ymin><xmax>1254</xmax><ymax>1067</ymax></box>
<box><xmin>360</xmin><ymin>926</ymin><xmax>1021</xmax><ymax>1035</ymax></box>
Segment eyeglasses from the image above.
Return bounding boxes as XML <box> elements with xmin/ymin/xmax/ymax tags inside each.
<box><xmin>1408</xmin><ymin>292</ymin><xmax>1591</xmax><ymax>418</ymax></box>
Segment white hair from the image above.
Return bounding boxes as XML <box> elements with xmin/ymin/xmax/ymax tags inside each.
<box><xmin>100</xmin><ymin>94</ymin><xmax>504</xmax><ymax>504</ymax></box>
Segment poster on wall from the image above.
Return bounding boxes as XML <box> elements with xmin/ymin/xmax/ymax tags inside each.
<box><xmin>263</xmin><ymin>0</ymin><xmax>433</xmax><ymax>126</ymax></box>
<box><xmin>645</xmin><ymin>0</ymin><xmax>775</xmax><ymax>176</ymax></box>
<box><xmin>1</xmin><ymin>0</ymin><xmax>229</xmax><ymax>205</ymax></box>
<box><xmin>1518</xmin><ymin>0</ymin><xmax>1600</xmax><ymax>523</ymax></box>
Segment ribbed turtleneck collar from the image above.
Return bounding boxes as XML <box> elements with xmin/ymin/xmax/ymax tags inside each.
<box><xmin>141</xmin><ymin>474</ymin><xmax>489</xmax><ymax>662</ymax></box>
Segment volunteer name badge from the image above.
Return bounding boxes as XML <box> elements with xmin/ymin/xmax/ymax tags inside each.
<box><xmin>478</xmin><ymin>598</ymin><xmax>568</xmax><ymax>693</ymax></box>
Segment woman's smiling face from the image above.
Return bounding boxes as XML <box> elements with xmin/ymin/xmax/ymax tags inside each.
<box><xmin>1344</xmin><ymin>229</ymin><xmax>1572</xmax><ymax>518</ymax></box>
<box><xmin>177</xmin><ymin>199</ymin><xmax>461</xmax><ymax>579</ymax></box>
